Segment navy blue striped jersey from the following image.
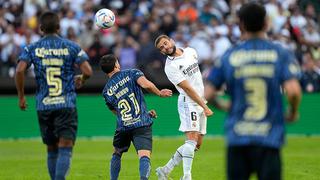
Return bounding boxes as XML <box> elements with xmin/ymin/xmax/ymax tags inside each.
<box><xmin>102</xmin><ymin>69</ymin><xmax>153</xmax><ymax>131</ymax></box>
<box><xmin>207</xmin><ymin>38</ymin><xmax>301</xmax><ymax>148</ymax></box>
<box><xmin>18</xmin><ymin>35</ymin><xmax>89</xmax><ymax>111</ymax></box>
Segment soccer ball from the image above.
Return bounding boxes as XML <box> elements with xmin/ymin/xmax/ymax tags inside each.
<box><xmin>95</xmin><ymin>8</ymin><xmax>115</xmax><ymax>29</ymax></box>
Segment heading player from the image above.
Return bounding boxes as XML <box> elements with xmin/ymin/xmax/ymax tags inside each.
<box><xmin>15</xmin><ymin>11</ymin><xmax>92</xmax><ymax>180</ymax></box>
<box><xmin>154</xmin><ymin>35</ymin><xmax>213</xmax><ymax>180</ymax></box>
<box><xmin>205</xmin><ymin>2</ymin><xmax>301</xmax><ymax>180</ymax></box>
<box><xmin>100</xmin><ymin>54</ymin><xmax>172</xmax><ymax>180</ymax></box>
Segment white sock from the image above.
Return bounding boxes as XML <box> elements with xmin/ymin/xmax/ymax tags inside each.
<box><xmin>163</xmin><ymin>145</ymin><xmax>184</xmax><ymax>174</ymax></box>
<box><xmin>182</xmin><ymin>140</ymin><xmax>196</xmax><ymax>177</ymax></box>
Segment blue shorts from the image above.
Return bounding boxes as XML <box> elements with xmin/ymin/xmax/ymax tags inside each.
<box><xmin>37</xmin><ymin>108</ymin><xmax>78</xmax><ymax>145</ymax></box>
<box><xmin>113</xmin><ymin>125</ymin><xmax>152</xmax><ymax>153</ymax></box>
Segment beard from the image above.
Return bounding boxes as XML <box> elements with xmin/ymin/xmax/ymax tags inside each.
<box><xmin>166</xmin><ymin>46</ymin><xmax>176</xmax><ymax>56</ymax></box>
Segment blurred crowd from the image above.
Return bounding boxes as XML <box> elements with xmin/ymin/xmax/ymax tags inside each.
<box><xmin>0</xmin><ymin>0</ymin><xmax>320</xmax><ymax>93</ymax></box>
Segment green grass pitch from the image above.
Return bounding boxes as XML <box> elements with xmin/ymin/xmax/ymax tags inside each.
<box><xmin>0</xmin><ymin>136</ymin><xmax>319</xmax><ymax>180</ymax></box>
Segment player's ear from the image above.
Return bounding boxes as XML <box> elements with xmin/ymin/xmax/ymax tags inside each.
<box><xmin>263</xmin><ymin>16</ymin><xmax>270</xmax><ymax>32</ymax></box>
<box><xmin>39</xmin><ymin>24</ymin><xmax>44</xmax><ymax>34</ymax></box>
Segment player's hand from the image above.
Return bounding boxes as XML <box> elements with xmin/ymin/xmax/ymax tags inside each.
<box><xmin>148</xmin><ymin>110</ymin><xmax>157</xmax><ymax>118</ymax></box>
<box><xmin>285</xmin><ymin>108</ymin><xmax>299</xmax><ymax>123</ymax></box>
<box><xmin>74</xmin><ymin>74</ymin><xmax>85</xmax><ymax>89</ymax></box>
<box><xmin>204</xmin><ymin>107</ymin><xmax>213</xmax><ymax>117</ymax></box>
<box><xmin>18</xmin><ymin>96</ymin><xmax>27</xmax><ymax>111</ymax></box>
<box><xmin>159</xmin><ymin>89</ymin><xmax>172</xmax><ymax>97</ymax></box>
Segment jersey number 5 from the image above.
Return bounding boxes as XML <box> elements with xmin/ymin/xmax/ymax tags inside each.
<box><xmin>46</xmin><ymin>67</ymin><xmax>62</xmax><ymax>96</ymax></box>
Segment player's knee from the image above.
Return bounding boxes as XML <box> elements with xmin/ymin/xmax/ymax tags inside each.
<box><xmin>183</xmin><ymin>140</ymin><xmax>197</xmax><ymax>156</ymax></box>
<box><xmin>138</xmin><ymin>150</ymin><xmax>151</xmax><ymax>158</ymax></box>
<box><xmin>47</xmin><ymin>144</ymin><xmax>58</xmax><ymax>152</ymax></box>
<box><xmin>113</xmin><ymin>149</ymin><xmax>123</xmax><ymax>157</ymax></box>
<box><xmin>195</xmin><ymin>144</ymin><xmax>201</xmax><ymax>151</ymax></box>
<box><xmin>58</xmin><ymin>138</ymin><xmax>74</xmax><ymax>147</ymax></box>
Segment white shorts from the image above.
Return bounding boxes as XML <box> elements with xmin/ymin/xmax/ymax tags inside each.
<box><xmin>177</xmin><ymin>96</ymin><xmax>207</xmax><ymax>135</ymax></box>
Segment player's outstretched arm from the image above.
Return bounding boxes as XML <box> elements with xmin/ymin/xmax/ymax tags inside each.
<box><xmin>137</xmin><ymin>76</ymin><xmax>172</xmax><ymax>97</ymax></box>
<box><xmin>75</xmin><ymin>61</ymin><xmax>93</xmax><ymax>89</ymax></box>
<box><xmin>283</xmin><ymin>78</ymin><xmax>302</xmax><ymax>122</ymax></box>
<box><xmin>15</xmin><ymin>61</ymin><xmax>28</xmax><ymax>110</ymax></box>
<box><xmin>178</xmin><ymin>80</ymin><xmax>213</xmax><ymax>117</ymax></box>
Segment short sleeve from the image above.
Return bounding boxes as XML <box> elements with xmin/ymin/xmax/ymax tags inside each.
<box><xmin>207</xmin><ymin>57</ymin><xmax>225</xmax><ymax>89</ymax></box>
<box><xmin>74</xmin><ymin>44</ymin><xmax>89</xmax><ymax>65</ymax></box>
<box><xmin>131</xmin><ymin>69</ymin><xmax>144</xmax><ymax>81</ymax></box>
<box><xmin>102</xmin><ymin>88</ymin><xmax>115</xmax><ymax>110</ymax></box>
<box><xmin>165</xmin><ymin>63</ymin><xmax>186</xmax><ymax>85</ymax></box>
<box><xmin>189</xmin><ymin>47</ymin><xmax>198</xmax><ymax>61</ymax></box>
<box><xmin>279</xmin><ymin>49</ymin><xmax>301</xmax><ymax>83</ymax></box>
<box><xmin>18</xmin><ymin>46</ymin><xmax>32</xmax><ymax>65</ymax></box>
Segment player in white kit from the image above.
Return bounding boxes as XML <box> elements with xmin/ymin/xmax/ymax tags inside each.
<box><xmin>154</xmin><ymin>35</ymin><xmax>213</xmax><ymax>180</ymax></box>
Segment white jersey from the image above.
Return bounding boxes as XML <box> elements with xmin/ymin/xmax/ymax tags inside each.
<box><xmin>164</xmin><ymin>47</ymin><xmax>205</xmax><ymax>102</ymax></box>
<box><xmin>164</xmin><ymin>47</ymin><xmax>207</xmax><ymax>134</ymax></box>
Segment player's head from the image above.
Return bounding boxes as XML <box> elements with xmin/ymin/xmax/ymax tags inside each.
<box><xmin>99</xmin><ymin>54</ymin><xmax>120</xmax><ymax>74</ymax></box>
<box><xmin>154</xmin><ymin>35</ymin><xmax>176</xmax><ymax>56</ymax></box>
<box><xmin>40</xmin><ymin>11</ymin><xmax>60</xmax><ymax>34</ymax></box>
<box><xmin>237</xmin><ymin>2</ymin><xmax>267</xmax><ymax>33</ymax></box>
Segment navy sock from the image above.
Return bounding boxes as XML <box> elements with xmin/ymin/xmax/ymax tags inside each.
<box><xmin>55</xmin><ymin>147</ymin><xmax>72</xmax><ymax>180</ymax></box>
<box><xmin>139</xmin><ymin>156</ymin><xmax>151</xmax><ymax>180</ymax></box>
<box><xmin>47</xmin><ymin>150</ymin><xmax>58</xmax><ymax>180</ymax></box>
<box><xmin>110</xmin><ymin>153</ymin><xmax>121</xmax><ymax>180</ymax></box>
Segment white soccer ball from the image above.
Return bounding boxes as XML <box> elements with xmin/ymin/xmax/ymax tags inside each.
<box><xmin>95</xmin><ymin>8</ymin><xmax>115</xmax><ymax>29</ymax></box>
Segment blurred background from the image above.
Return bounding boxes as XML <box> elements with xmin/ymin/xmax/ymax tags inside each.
<box><xmin>0</xmin><ymin>0</ymin><xmax>320</xmax><ymax>138</ymax></box>
<box><xmin>0</xmin><ymin>0</ymin><xmax>320</xmax><ymax>93</ymax></box>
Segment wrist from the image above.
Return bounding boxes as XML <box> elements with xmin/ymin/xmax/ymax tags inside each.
<box><xmin>80</xmin><ymin>74</ymin><xmax>86</xmax><ymax>83</ymax></box>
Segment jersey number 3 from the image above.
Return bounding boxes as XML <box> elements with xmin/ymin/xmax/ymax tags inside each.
<box><xmin>244</xmin><ymin>78</ymin><xmax>267</xmax><ymax>121</ymax></box>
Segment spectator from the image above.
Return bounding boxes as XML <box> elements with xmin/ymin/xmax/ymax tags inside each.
<box><xmin>300</xmin><ymin>52</ymin><xmax>320</xmax><ymax>93</ymax></box>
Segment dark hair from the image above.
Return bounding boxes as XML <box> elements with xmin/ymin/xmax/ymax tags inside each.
<box><xmin>237</xmin><ymin>2</ymin><xmax>266</xmax><ymax>32</ymax></box>
<box><xmin>99</xmin><ymin>54</ymin><xmax>117</xmax><ymax>74</ymax></box>
<box><xmin>40</xmin><ymin>11</ymin><xmax>60</xmax><ymax>34</ymax></box>
<box><xmin>154</xmin><ymin>34</ymin><xmax>170</xmax><ymax>47</ymax></box>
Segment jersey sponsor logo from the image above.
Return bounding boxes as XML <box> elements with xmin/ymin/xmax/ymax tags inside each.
<box><xmin>182</xmin><ymin>63</ymin><xmax>200</xmax><ymax>76</ymax></box>
<box><xmin>35</xmin><ymin>48</ymin><xmax>69</xmax><ymax>58</ymax></box>
<box><xmin>234</xmin><ymin>121</ymin><xmax>271</xmax><ymax>136</ymax></box>
<box><xmin>78</xmin><ymin>49</ymin><xmax>85</xmax><ymax>57</ymax></box>
<box><xmin>123</xmin><ymin>117</ymin><xmax>141</xmax><ymax>126</ymax></box>
<box><xmin>289</xmin><ymin>63</ymin><xmax>300</xmax><ymax>75</ymax></box>
<box><xmin>230</xmin><ymin>50</ymin><xmax>277</xmax><ymax>67</ymax></box>
<box><xmin>107</xmin><ymin>76</ymin><xmax>131</xmax><ymax>96</ymax></box>
<box><xmin>42</xmin><ymin>96</ymin><xmax>65</xmax><ymax>105</ymax></box>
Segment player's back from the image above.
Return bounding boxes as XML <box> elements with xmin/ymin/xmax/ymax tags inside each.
<box><xmin>102</xmin><ymin>69</ymin><xmax>152</xmax><ymax>131</ymax></box>
<box><xmin>212</xmin><ymin>38</ymin><xmax>300</xmax><ymax>148</ymax></box>
<box><xmin>18</xmin><ymin>35</ymin><xmax>88</xmax><ymax>110</ymax></box>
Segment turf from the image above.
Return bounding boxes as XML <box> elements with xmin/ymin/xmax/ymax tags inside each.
<box><xmin>0</xmin><ymin>136</ymin><xmax>319</xmax><ymax>180</ymax></box>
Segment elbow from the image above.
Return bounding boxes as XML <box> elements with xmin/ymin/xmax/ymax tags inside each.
<box><xmin>15</xmin><ymin>68</ymin><xmax>25</xmax><ymax>76</ymax></box>
<box><xmin>84</xmin><ymin>67</ymin><xmax>93</xmax><ymax>78</ymax></box>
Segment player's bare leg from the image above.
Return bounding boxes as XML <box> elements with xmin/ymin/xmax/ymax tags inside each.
<box><xmin>195</xmin><ymin>134</ymin><xmax>204</xmax><ymax>151</ymax></box>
